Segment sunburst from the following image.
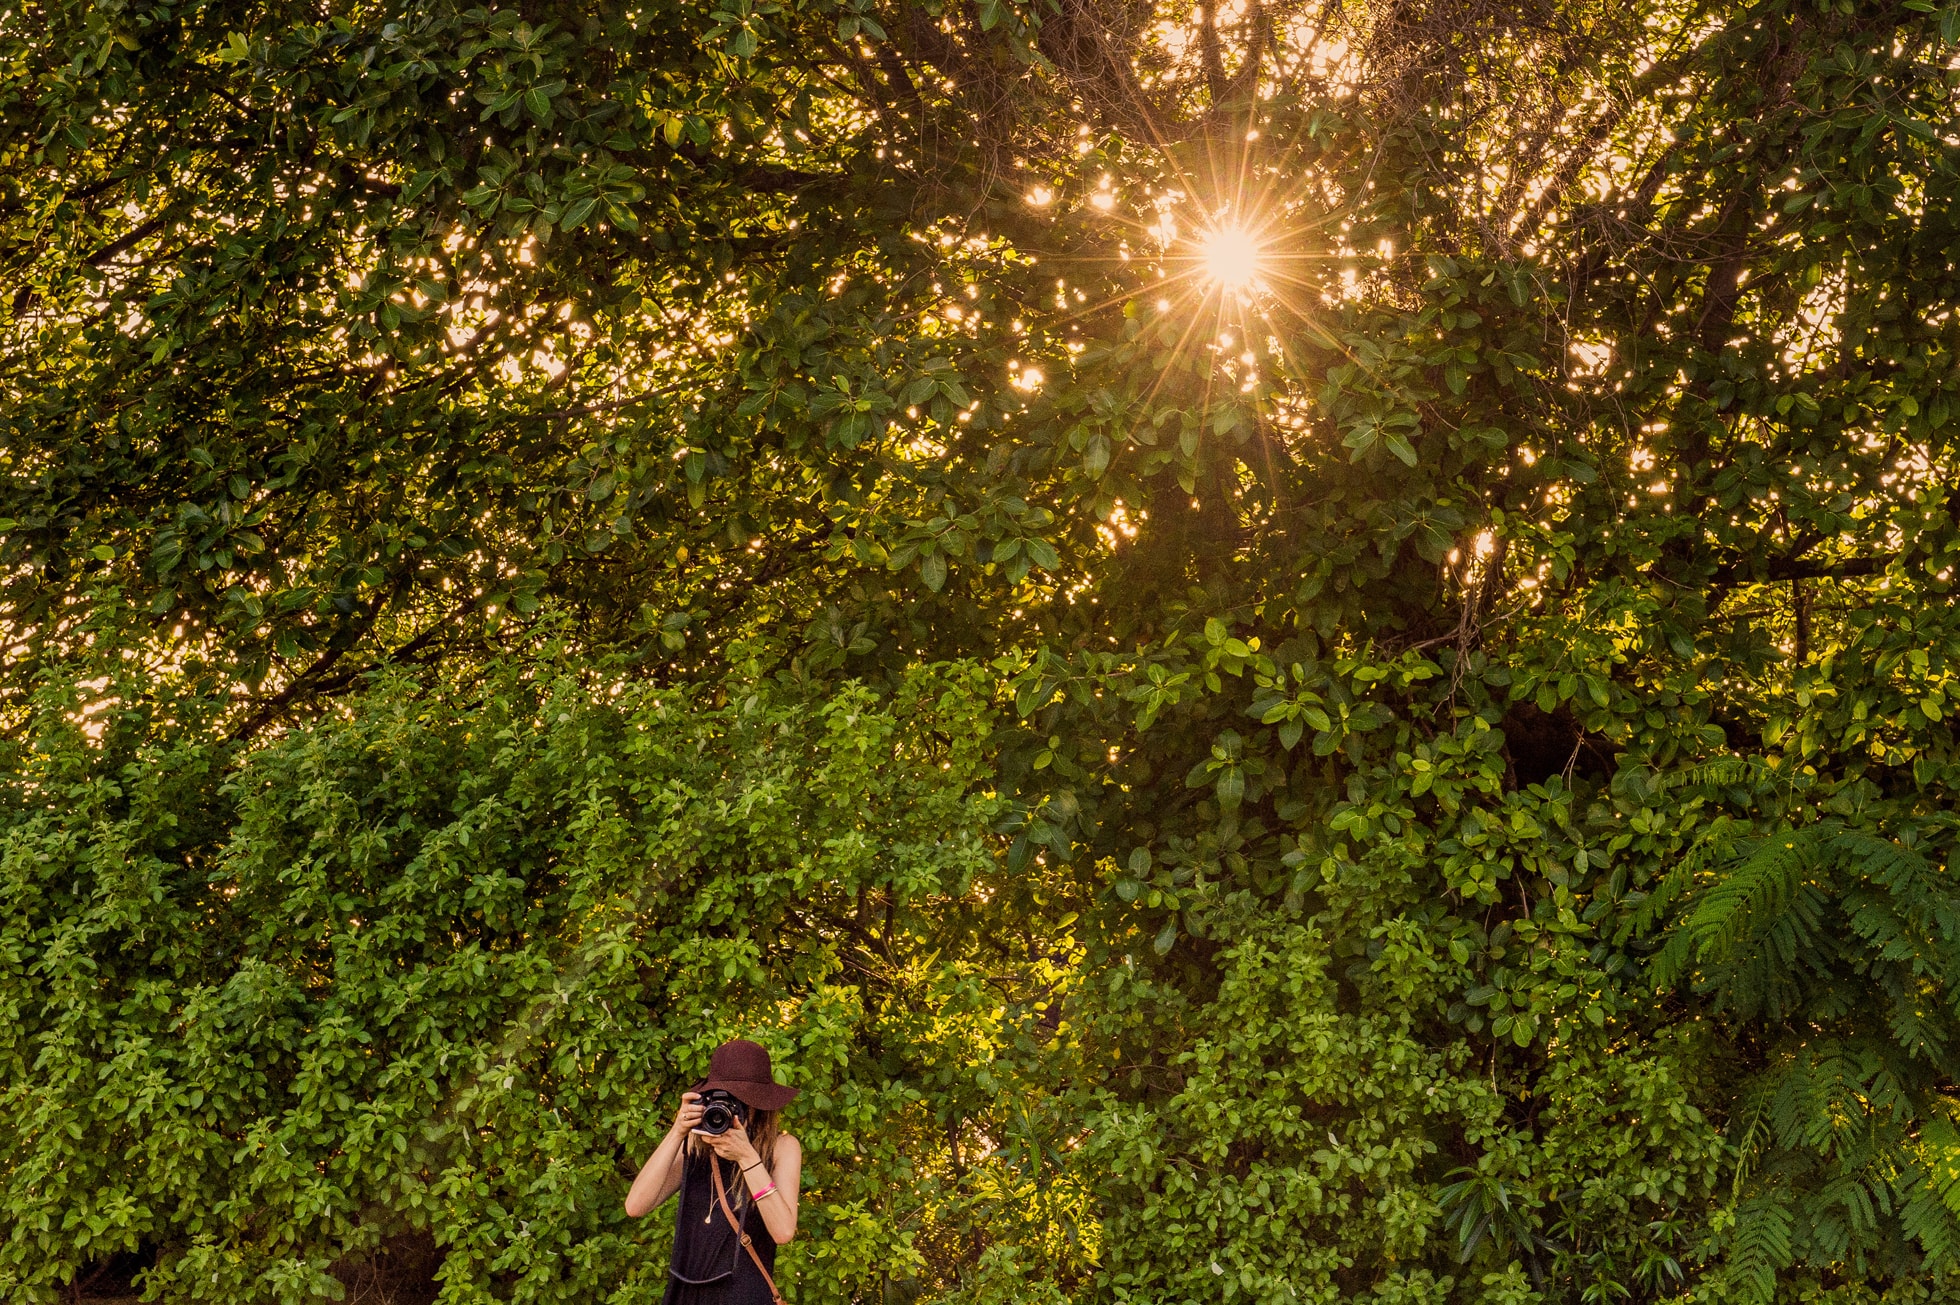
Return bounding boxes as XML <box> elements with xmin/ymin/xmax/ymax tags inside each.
<box><xmin>1196</xmin><ymin>224</ymin><xmax>1264</xmax><ymax>290</ymax></box>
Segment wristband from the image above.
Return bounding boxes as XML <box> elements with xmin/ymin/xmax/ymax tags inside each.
<box><xmin>751</xmin><ymin>1181</ymin><xmax>777</xmax><ymax>1201</ymax></box>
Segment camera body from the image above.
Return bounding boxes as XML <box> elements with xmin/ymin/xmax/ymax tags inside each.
<box><xmin>695</xmin><ymin>1089</ymin><xmax>750</xmax><ymax>1136</ymax></box>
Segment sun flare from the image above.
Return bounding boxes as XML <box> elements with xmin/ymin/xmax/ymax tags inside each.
<box><xmin>1198</xmin><ymin>225</ymin><xmax>1263</xmax><ymax>289</ymax></box>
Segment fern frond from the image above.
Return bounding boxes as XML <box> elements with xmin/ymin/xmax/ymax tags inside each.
<box><xmin>1725</xmin><ymin>1193</ymin><xmax>1796</xmax><ymax>1305</ymax></box>
<box><xmin>1657</xmin><ymin>756</ymin><xmax>1780</xmax><ymax>794</ymax></box>
<box><xmin>1836</xmin><ymin>832</ymin><xmax>1956</xmax><ymax>1058</ymax></box>
<box><xmin>1809</xmin><ymin>1197</ymin><xmax>1853</xmax><ymax>1264</ymax></box>
<box><xmin>1861</xmin><ymin>1058</ymin><xmax>1918</xmax><ymax>1127</ymax></box>
<box><xmin>1618</xmin><ymin>814</ymin><xmax>1747</xmax><ymax>945</ymax></box>
<box><xmin>1731</xmin><ymin>1081</ymin><xmax>1777</xmax><ymax>1199</ymax></box>
<box><xmin>1834</xmin><ymin>830</ymin><xmax>1938</xmax><ymax>890</ymax></box>
<box><xmin>1637</xmin><ymin>813</ymin><xmax>1960</xmax><ymax>1284</ymax></box>
<box><xmin>1688</xmin><ymin>828</ymin><xmax>1823</xmax><ymax>959</ymax></box>
<box><xmin>1920</xmin><ymin>1113</ymin><xmax>1960</xmax><ymax>1218</ymax></box>
<box><xmin>1901</xmin><ymin>1178</ymin><xmax>1960</xmax><ymax>1272</ymax></box>
<box><xmin>1901</xmin><ymin>1114</ymin><xmax>1960</xmax><ymax>1270</ymax></box>
<box><xmin>1840</xmin><ymin>832</ymin><xmax>1951</xmax><ymax>963</ymax></box>
<box><xmin>1765</xmin><ymin>1051</ymin><xmax>1846</xmax><ymax>1154</ymax></box>
<box><xmin>1652</xmin><ymin>826</ymin><xmax>1827</xmax><ymax>1004</ymax></box>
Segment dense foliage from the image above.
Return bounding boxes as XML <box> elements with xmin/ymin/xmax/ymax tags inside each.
<box><xmin>2</xmin><ymin>655</ymin><xmax>1100</xmax><ymax>1304</ymax></box>
<box><xmin>5</xmin><ymin>0</ymin><xmax>1960</xmax><ymax>1301</ymax></box>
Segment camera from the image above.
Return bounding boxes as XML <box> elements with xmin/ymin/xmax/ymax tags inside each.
<box><xmin>695</xmin><ymin>1089</ymin><xmax>749</xmax><ymax>1136</ymax></box>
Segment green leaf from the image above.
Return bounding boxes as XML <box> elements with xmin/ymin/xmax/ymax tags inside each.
<box><xmin>1082</xmin><ymin>433</ymin><xmax>1110</xmax><ymax>478</ymax></box>
<box><xmin>1892</xmin><ymin>113</ymin><xmax>1939</xmax><ymax>143</ymax></box>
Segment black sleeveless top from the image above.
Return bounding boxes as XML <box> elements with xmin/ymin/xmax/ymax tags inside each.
<box><xmin>661</xmin><ymin>1148</ymin><xmax>777</xmax><ymax>1305</ymax></box>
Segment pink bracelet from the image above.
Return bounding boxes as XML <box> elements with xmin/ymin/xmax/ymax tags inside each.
<box><xmin>750</xmin><ymin>1181</ymin><xmax>777</xmax><ymax>1201</ymax></box>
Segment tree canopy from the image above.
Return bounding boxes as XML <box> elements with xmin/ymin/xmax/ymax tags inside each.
<box><xmin>4</xmin><ymin>0</ymin><xmax>1960</xmax><ymax>1301</ymax></box>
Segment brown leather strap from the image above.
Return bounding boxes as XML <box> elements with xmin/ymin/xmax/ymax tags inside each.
<box><xmin>712</xmin><ymin>1157</ymin><xmax>786</xmax><ymax>1305</ymax></box>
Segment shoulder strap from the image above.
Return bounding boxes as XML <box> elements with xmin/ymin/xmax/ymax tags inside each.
<box><xmin>711</xmin><ymin>1157</ymin><xmax>786</xmax><ymax>1305</ymax></box>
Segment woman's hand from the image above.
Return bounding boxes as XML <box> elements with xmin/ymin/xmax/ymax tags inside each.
<box><xmin>626</xmin><ymin>1092</ymin><xmax>708</xmax><ymax>1219</ymax></box>
<box><xmin>698</xmin><ymin>1117</ymin><xmax>763</xmax><ymax>1170</ymax></box>
<box><xmin>669</xmin><ymin>1091</ymin><xmax>704</xmax><ymax>1139</ymax></box>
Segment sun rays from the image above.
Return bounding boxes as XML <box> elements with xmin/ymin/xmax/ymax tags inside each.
<box><xmin>1197</xmin><ymin>224</ymin><xmax>1265</xmax><ymax>290</ymax></box>
<box><xmin>994</xmin><ymin>118</ymin><xmax>1370</xmax><ymax>476</ymax></box>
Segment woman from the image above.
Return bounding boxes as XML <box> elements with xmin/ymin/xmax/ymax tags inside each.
<box><xmin>625</xmin><ymin>1039</ymin><xmax>804</xmax><ymax>1305</ymax></box>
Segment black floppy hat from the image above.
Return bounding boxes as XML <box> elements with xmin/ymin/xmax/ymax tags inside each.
<box><xmin>691</xmin><ymin>1039</ymin><xmax>799</xmax><ymax>1111</ymax></box>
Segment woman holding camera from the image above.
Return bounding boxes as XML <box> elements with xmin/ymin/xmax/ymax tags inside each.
<box><xmin>625</xmin><ymin>1040</ymin><xmax>804</xmax><ymax>1305</ymax></box>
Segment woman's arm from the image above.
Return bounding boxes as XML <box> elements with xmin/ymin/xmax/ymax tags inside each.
<box><xmin>703</xmin><ymin>1127</ymin><xmax>803</xmax><ymax>1244</ymax></box>
<box><xmin>749</xmin><ymin>1134</ymin><xmax>802</xmax><ymax>1245</ymax></box>
<box><xmin>624</xmin><ymin>1092</ymin><xmax>703</xmax><ymax>1218</ymax></box>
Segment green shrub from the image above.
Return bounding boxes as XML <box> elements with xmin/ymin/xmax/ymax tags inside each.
<box><xmin>0</xmin><ymin>657</ymin><xmax>1091</xmax><ymax>1304</ymax></box>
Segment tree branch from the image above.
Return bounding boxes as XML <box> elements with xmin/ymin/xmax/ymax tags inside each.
<box><xmin>83</xmin><ymin>215</ymin><xmax>169</xmax><ymax>268</ymax></box>
<box><xmin>1709</xmin><ymin>553</ymin><xmax>1897</xmax><ymax>586</ymax></box>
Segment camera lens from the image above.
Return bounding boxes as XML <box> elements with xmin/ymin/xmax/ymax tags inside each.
<box><xmin>699</xmin><ymin>1102</ymin><xmax>733</xmax><ymax>1134</ymax></box>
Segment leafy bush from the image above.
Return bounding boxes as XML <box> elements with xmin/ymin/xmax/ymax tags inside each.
<box><xmin>7</xmin><ymin>0</ymin><xmax>1960</xmax><ymax>1296</ymax></box>
<box><xmin>0</xmin><ymin>657</ymin><xmax>1092</xmax><ymax>1304</ymax></box>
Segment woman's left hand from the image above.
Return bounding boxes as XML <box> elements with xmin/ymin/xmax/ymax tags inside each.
<box><xmin>700</xmin><ymin>1118</ymin><xmax>762</xmax><ymax>1169</ymax></box>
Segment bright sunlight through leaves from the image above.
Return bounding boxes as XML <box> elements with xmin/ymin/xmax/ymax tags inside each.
<box><xmin>1198</xmin><ymin>225</ymin><xmax>1262</xmax><ymax>289</ymax></box>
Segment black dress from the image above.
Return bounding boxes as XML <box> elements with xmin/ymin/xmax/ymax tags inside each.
<box><xmin>661</xmin><ymin>1149</ymin><xmax>778</xmax><ymax>1305</ymax></box>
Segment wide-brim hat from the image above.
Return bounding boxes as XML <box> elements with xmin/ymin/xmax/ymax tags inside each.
<box><xmin>691</xmin><ymin>1038</ymin><xmax>799</xmax><ymax>1111</ymax></box>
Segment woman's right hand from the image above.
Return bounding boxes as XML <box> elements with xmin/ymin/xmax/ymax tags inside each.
<box><xmin>670</xmin><ymin>1090</ymin><xmax>704</xmax><ymax>1137</ymax></box>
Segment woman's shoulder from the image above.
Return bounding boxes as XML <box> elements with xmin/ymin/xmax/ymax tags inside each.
<box><xmin>774</xmin><ymin>1132</ymin><xmax>803</xmax><ymax>1158</ymax></box>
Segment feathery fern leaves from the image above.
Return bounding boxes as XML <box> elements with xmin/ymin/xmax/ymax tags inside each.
<box><xmin>1638</xmin><ymin>812</ymin><xmax>1960</xmax><ymax>1293</ymax></box>
<box><xmin>1616</xmin><ymin>813</ymin><xmax>1744</xmax><ymax>945</ymax></box>
<box><xmin>1649</xmin><ymin>823</ymin><xmax>1829</xmax><ymax>1021</ymax></box>
<box><xmin>1723</xmin><ymin>1194</ymin><xmax>1795</xmax><ymax>1304</ymax></box>
<box><xmin>1902</xmin><ymin>1114</ymin><xmax>1960</xmax><ymax>1272</ymax></box>
<box><xmin>1648</xmin><ymin>823</ymin><xmax>1950</xmax><ymax>1025</ymax></box>
<box><xmin>1653</xmin><ymin>756</ymin><xmax>1784</xmax><ymax>798</ymax></box>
